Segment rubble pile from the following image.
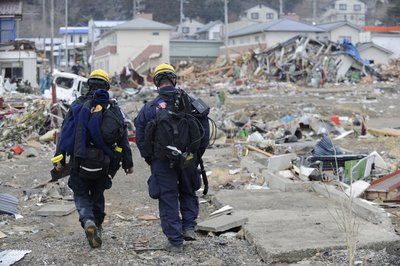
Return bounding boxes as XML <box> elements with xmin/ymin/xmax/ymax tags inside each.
<box><xmin>0</xmin><ymin>94</ymin><xmax>51</xmax><ymax>155</ymax></box>
<box><xmin>380</xmin><ymin>58</ymin><xmax>400</xmax><ymax>79</ymax></box>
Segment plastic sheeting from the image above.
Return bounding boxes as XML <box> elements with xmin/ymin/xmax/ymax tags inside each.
<box><xmin>339</xmin><ymin>39</ymin><xmax>369</xmax><ymax>65</ymax></box>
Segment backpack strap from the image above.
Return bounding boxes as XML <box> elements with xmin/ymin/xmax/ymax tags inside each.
<box><xmin>177</xmin><ymin>89</ymin><xmax>192</xmax><ymax>114</ymax></box>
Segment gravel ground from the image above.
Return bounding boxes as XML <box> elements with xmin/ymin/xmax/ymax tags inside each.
<box><xmin>1</xmin><ymin>84</ymin><xmax>400</xmax><ymax>265</ymax></box>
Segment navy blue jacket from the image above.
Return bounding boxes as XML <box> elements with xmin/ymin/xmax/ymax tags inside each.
<box><xmin>134</xmin><ymin>86</ymin><xmax>210</xmax><ymax>159</ymax></box>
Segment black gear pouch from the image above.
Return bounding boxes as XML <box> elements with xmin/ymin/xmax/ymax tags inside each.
<box><xmin>79</xmin><ymin>147</ymin><xmax>110</xmax><ymax>179</ymax></box>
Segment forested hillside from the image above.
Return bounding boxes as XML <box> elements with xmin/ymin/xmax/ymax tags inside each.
<box><xmin>19</xmin><ymin>0</ymin><xmax>399</xmax><ymax>38</ymax></box>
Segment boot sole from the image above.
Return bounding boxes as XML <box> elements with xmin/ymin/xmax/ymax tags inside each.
<box><xmin>85</xmin><ymin>225</ymin><xmax>102</xmax><ymax>248</ymax></box>
<box><xmin>183</xmin><ymin>235</ymin><xmax>196</xmax><ymax>241</ymax></box>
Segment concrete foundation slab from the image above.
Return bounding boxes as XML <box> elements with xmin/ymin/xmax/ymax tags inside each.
<box><xmin>212</xmin><ymin>189</ymin><xmax>400</xmax><ymax>263</ymax></box>
<box><xmin>35</xmin><ymin>204</ymin><xmax>76</xmax><ymax>217</ymax></box>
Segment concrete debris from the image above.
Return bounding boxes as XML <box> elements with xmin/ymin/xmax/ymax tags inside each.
<box><xmin>197</xmin><ymin>214</ymin><xmax>248</xmax><ymax>233</ymax></box>
<box><xmin>35</xmin><ymin>203</ymin><xmax>76</xmax><ymax>217</ymax></box>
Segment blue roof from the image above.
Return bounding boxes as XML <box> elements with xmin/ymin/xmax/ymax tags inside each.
<box><xmin>229</xmin><ymin>19</ymin><xmax>325</xmax><ymax>38</ymax></box>
<box><xmin>59</xmin><ymin>27</ymin><xmax>89</xmax><ymax>34</ymax></box>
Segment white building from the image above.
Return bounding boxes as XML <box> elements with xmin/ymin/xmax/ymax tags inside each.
<box><xmin>196</xmin><ymin>20</ymin><xmax>224</xmax><ymax>40</ymax></box>
<box><xmin>0</xmin><ymin>41</ymin><xmax>37</xmax><ymax>87</ymax></box>
<box><xmin>242</xmin><ymin>4</ymin><xmax>279</xmax><ymax>23</ymax></box>
<box><xmin>58</xmin><ymin>27</ymin><xmax>89</xmax><ymax>68</ymax></box>
<box><xmin>93</xmin><ymin>18</ymin><xmax>174</xmax><ymax>76</ymax></box>
<box><xmin>357</xmin><ymin>42</ymin><xmax>393</xmax><ymax>65</ymax></box>
<box><xmin>320</xmin><ymin>0</ymin><xmax>366</xmax><ymax>26</ymax></box>
<box><xmin>174</xmin><ymin>18</ymin><xmax>204</xmax><ymax>39</ymax></box>
<box><xmin>88</xmin><ymin>20</ymin><xmax>127</xmax><ymax>43</ymax></box>
<box><xmin>360</xmin><ymin>30</ymin><xmax>400</xmax><ymax>59</ymax></box>
<box><xmin>317</xmin><ymin>21</ymin><xmax>361</xmax><ymax>44</ymax></box>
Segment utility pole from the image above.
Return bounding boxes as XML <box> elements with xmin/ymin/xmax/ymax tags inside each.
<box><xmin>42</xmin><ymin>0</ymin><xmax>46</xmax><ymax>63</ymax></box>
<box><xmin>65</xmin><ymin>0</ymin><xmax>69</xmax><ymax>70</ymax></box>
<box><xmin>90</xmin><ymin>20</ymin><xmax>94</xmax><ymax>72</ymax></box>
<box><xmin>133</xmin><ymin>0</ymin><xmax>141</xmax><ymax>19</ymax></box>
<box><xmin>312</xmin><ymin>0</ymin><xmax>317</xmax><ymax>24</ymax></box>
<box><xmin>279</xmin><ymin>0</ymin><xmax>283</xmax><ymax>18</ymax></box>
<box><xmin>180</xmin><ymin>0</ymin><xmax>184</xmax><ymax>26</ymax></box>
<box><xmin>133</xmin><ymin>0</ymin><xmax>136</xmax><ymax>19</ymax></box>
<box><xmin>50</xmin><ymin>0</ymin><xmax>56</xmax><ymax>104</ymax></box>
<box><xmin>224</xmin><ymin>0</ymin><xmax>229</xmax><ymax>62</ymax></box>
<box><xmin>50</xmin><ymin>0</ymin><xmax>54</xmax><ymax>74</ymax></box>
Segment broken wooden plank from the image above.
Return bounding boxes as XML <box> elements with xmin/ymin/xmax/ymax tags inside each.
<box><xmin>196</xmin><ymin>66</ymin><xmax>231</xmax><ymax>77</ymax></box>
<box><xmin>245</xmin><ymin>144</ymin><xmax>273</xmax><ymax>157</ymax></box>
<box><xmin>367</xmin><ymin>127</ymin><xmax>400</xmax><ymax>137</ymax></box>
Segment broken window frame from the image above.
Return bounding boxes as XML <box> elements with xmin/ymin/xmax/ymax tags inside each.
<box><xmin>339</xmin><ymin>4</ymin><xmax>347</xmax><ymax>10</ymax></box>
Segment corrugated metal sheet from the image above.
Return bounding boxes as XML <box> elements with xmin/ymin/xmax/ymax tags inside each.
<box><xmin>0</xmin><ymin>193</ymin><xmax>18</xmax><ymax>215</ymax></box>
<box><xmin>0</xmin><ymin>249</ymin><xmax>31</xmax><ymax>266</ymax></box>
<box><xmin>0</xmin><ymin>0</ymin><xmax>22</xmax><ymax>17</ymax></box>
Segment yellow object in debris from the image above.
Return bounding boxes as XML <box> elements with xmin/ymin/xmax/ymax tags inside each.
<box><xmin>51</xmin><ymin>154</ymin><xmax>64</xmax><ymax>163</ymax></box>
<box><xmin>115</xmin><ymin>146</ymin><xmax>122</xmax><ymax>152</ymax></box>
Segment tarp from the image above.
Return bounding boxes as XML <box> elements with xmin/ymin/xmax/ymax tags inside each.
<box><xmin>339</xmin><ymin>39</ymin><xmax>369</xmax><ymax>65</ymax></box>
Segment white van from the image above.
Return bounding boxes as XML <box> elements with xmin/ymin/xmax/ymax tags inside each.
<box><xmin>45</xmin><ymin>71</ymin><xmax>89</xmax><ymax>105</ymax></box>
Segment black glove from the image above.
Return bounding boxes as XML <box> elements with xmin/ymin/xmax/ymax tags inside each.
<box><xmin>144</xmin><ymin>157</ymin><xmax>152</xmax><ymax>165</ymax></box>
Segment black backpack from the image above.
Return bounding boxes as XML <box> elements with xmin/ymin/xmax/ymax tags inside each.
<box><xmin>144</xmin><ymin>90</ymin><xmax>202</xmax><ymax>168</ymax></box>
<box><xmin>100</xmin><ymin>100</ymin><xmax>125</xmax><ymax>146</ymax></box>
<box><xmin>77</xmin><ymin>99</ymin><xmax>126</xmax><ymax>179</ymax></box>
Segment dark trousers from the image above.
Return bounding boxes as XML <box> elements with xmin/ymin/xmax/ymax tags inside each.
<box><xmin>68</xmin><ymin>171</ymin><xmax>111</xmax><ymax>228</ymax></box>
<box><xmin>149</xmin><ymin>158</ymin><xmax>201</xmax><ymax>246</ymax></box>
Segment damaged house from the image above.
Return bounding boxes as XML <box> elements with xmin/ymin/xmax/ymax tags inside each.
<box><xmin>0</xmin><ymin>0</ymin><xmax>37</xmax><ymax>87</ymax></box>
<box><xmin>225</xmin><ymin>18</ymin><xmax>325</xmax><ymax>57</ymax></box>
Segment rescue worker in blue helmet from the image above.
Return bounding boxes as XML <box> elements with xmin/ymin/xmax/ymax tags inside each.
<box><xmin>134</xmin><ymin>63</ymin><xmax>210</xmax><ymax>253</ymax></box>
<box><xmin>56</xmin><ymin>69</ymin><xmax>134</xmax><ymax>248</ymax></box>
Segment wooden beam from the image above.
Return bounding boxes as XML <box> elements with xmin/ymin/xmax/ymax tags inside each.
<box><xmin>245</xmin><ymin>144</ymin><xmax>273</xmax><ymax>157</ymax></box>
<box><xmin>196</xmin><ymin>66</ymin><xmax>231</xmax><ymax>77</ymax></box>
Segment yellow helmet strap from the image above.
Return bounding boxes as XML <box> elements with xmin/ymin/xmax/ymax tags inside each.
<box><xmin>88</xmin><ymin>78</ymin><xmax>110</xmax><ymax>91</ymax></box>
<box><xmin>153</xmin><ymin>72</ymin><xmax>177</xmax><ymax>88</ymax></box>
